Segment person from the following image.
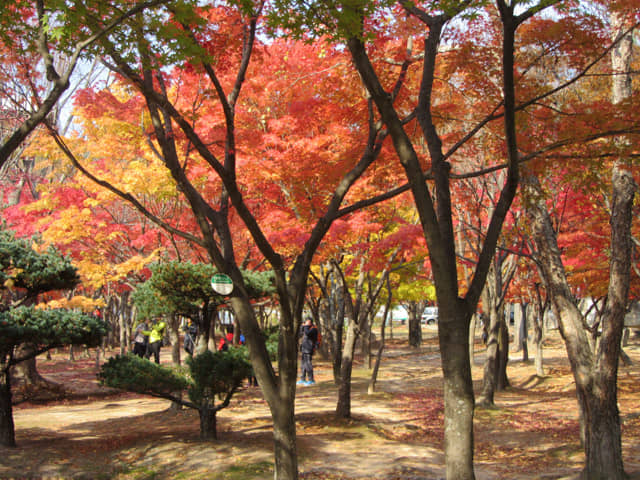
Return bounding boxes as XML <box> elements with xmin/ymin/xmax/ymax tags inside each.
<box><xmin>132</xmin><ymin>321</ymin><xmax>149</xmax><ymax>358</ymax></box>
<box><xmin>183</xmin><ymin>320</ymin><xmax>198</xmax><ymax>356</ymax></box>
<box><xmin>247</xmin><ymin>369</ymin><xmax>258</xmax><ymax>387</ymax></box>
<box><xmin>218</xmin><ymin>328</ymin><xmax>234</xmax><ymax>352</ymax></box>
<box><xmin>298</xmin><ymin>317</ymin><xmax>318</xmax><ymax>385</ymax></box>
<box><xmin>143</xmin><ymin>319</ymin><xmax>167</xmax><ymax>364</ymax></box>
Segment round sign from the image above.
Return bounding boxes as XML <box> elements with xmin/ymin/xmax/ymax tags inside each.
<box><xmin>211</xmin><ymin>273</ymin><xmax>233</xmax><ymax>295</ymax></box>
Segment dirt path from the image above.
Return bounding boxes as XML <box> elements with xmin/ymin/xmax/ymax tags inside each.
<box><xmin>2</xmin><ymin>330</ymin><xmax>640</xmax><ymax>480</ymax></box>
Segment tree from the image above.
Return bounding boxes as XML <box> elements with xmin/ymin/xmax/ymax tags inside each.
<box><xmin>99</xmin><ymin>348</ymin><xmax>251</xmax><ymax>440</ymax></box>
<box><xmin>332</xmin><ymin>250</ymin><xmax>397</xmax><ymax>418</ymax></box>
<box><xmin>477</xmin><ymin>247</ymin><xmax>518</xmax><ymax>406</ymax></box>
<box><xmin>42</xmin><ymin>4</ymin><xmax>390</xmax><ymax>478</ymax></box>
<box><xmin>132</xmin><ymin>260</ymin><xmax>275</xmax><ymax>355</ymax></box>
<box><xmin>0</xmin><ymin>227</ymin><xmax>107</xmax><ymax>447</ymax></box>
<box><xmin>522</xmin><ymin>11</ymin><xmax>638</xmax><ymax>479</ymax></box>
<box><xmin>0</xmin><ymin>0</ymin><xmax>169</xmax><ymax>171</ymax></box>
<box><xmin>341</xmin><ymin>4</ymin><xmax>525</xmax><ymax>478</ymax></box>
<box><xmin>524</xmin><ymin>169</ymin><xmax>634</xmax><ymax>479</ymax></box>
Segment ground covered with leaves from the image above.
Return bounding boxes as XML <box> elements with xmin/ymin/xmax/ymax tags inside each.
<box><xmin>2</xmin><ymin>328</ymin><xmax>640</xmax><ymax>480</ymax></box>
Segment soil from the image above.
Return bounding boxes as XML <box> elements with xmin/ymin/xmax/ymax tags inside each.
<box><xmin>2</xmin><ymin>328</ymin><xmax>640</xmax><ymax>480</ymax></box>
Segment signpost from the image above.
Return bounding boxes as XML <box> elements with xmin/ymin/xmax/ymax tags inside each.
<box><xmin>211</xmin><ymin>273</ymin><xmax>233</xmax><ymax>295</ymax></box>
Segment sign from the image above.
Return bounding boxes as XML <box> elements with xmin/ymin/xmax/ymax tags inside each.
<box><xmin>211</xmin><ymin>273</ymin><xmax>233</xmax><ymax>295</ymax></box>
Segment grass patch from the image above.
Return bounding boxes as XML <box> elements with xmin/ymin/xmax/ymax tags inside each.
<box><xmin>114</xmin><ymin>466</ymin><xmax>161</xmax><ymax>480</ymax></box>
<box><xmin>219</xmin><ymin>461</ymin><xmax>273</xmax><ymax>479</ymax></box>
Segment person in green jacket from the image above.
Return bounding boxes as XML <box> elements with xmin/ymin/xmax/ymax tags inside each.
<box><xmin>143</xmin><ymin>319</ymin><xmax>166</xmax><ymax>364</ymax></box>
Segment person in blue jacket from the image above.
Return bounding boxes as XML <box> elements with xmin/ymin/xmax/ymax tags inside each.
<box><xmin>297</xmin><ymin>317</ymin><xmax>318</xmax><ymax>385</ymax></box>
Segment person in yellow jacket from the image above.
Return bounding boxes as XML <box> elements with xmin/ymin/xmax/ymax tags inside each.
<box><xmin>143</xmin><ymin>319</ymin><xmax>166</xmax><ymax>364</ymax></box>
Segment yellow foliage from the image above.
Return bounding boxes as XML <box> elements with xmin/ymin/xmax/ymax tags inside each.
<box><xmin>112</xmin><ymin>251</ymin><xmax>162</xmax><ymax>279</ymax></box>
<box><xmin>75</xmin><ymin>249</ymin><xmax>161</xmax><ymax>289</ymax></box>
<box><xmin>37</xmin><ymin>296</ymin><xmax>106</xmax><ymax>312</ymax></box>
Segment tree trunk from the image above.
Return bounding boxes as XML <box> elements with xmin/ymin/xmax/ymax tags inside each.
<box><xmin>369</xmin><ymin>282</ymin><xmax>391</xmax><ymax>394</ymax></box>
<box><xmin>526</xmin><ymin>166</ymin><xmax>633</xmax><ymax>479</ymax></box>
<box><xmin>367</xmin><ymin>322</ymin><xmax>386</xmax><ymax>395</ymax></box>
<box><xmin>478</xmin><ymin>302</ymin><xmax>499</xmax><ymax>406</ymax></box>
<box><xmin>407</xmin><ymin>300</ymin><xmax>427</xmax><ymax>348</ymax></box>
<box><xmin>119</xmin><ymin>310</ymin><xmax>127</xmax><ymax>356</ymax></box>
<box><xmin>478</xmin><ymin>260</ymin><xmax>510</xmax><ymax>404</ymax></box>
<box><xmin>272</xmin><ymin>397</ymin><xmax>298</xmax><ymax>480</ymax></box>
<box><xmin>208</xmin><ymin>312</ymin><xmax>217</xmax><ymax>352</ymax></box>
<box><xmin>360</xmin><ymin>313</ymin><xmax>372</xmax><ymax>368</ymax></box>
<box><xmin>336</xmin><ymin>320</ymin><xmax>358</xmax><ymax>418</ymax></box>
<box><xmin>530</xmin><ymin>300</ymin><xmax>545</xmax><ymax>377</ymax></box>
<box><xmin>198</xmin><ymin>403</ymin><xmax>217</xmax><ymax>440</ymax></box>
<box><xmin>535</xmin><ymin>338</ymin><xmax>544</xmax><ymax>377</ymax></box>
<box><xmin>519</xmin><ymin>304</ymin><xmax>529</xmax><ymax>362</ymax></box>
<box><xmin>497</xmin><ymin>317</ymin><xmax>510</xmax><ymax>391</ymax></box>
<box><xmin>229</xmin><ymin>294</ymin><xmax>299</xmax><ymax>480</ymax></box>
<box><xmin>621</xmin><ymin>327</ymin><xmax>630</xmax><ymax>347</ymax></box>
<box><xmin>12</xmin><ymin>344</ymin><xmax>51</xmax><ymax>388</ymax></box>
<box><xmin>330</xmin><ymin>277</ymin><xmax>345</xmax><ymax>384</ymax></box>
<box><xmin>438</xmin><ymin>304</ymin><xmax>475</xmax><ymax>480</ymax></box>
<box><xmin>0</xmin><ymin>369</ymin><xmax>16</xmax><ymax>448</ymax></box>
<box><xmin>408</xmin><ymin>315</ymin><xmax>422</xmax><ymax>348</ymax></box>
<box><xmin>167</xmin><ymin>314</ymin><xmax>183</xmax><ymax>411</ymax></box>
<box><xmin>469</xmin><ymin>314</ymin><xmax>477</xmax><ymax>365</ymax></box>
<box><xmin>168</xmin><ymin>314</ymin><xmax>181</xmax><ymax>364</ymax></box>
<box><xmin>578</xmin><ymin>376</ymin><xmax>625</xmax><ymax>480</ymax></box>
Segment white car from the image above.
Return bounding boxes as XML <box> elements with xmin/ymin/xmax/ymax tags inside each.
<box><xmin>422</xmin><ymin>307</ymin><xmax>438</xmax><ymax>325</ymax></box>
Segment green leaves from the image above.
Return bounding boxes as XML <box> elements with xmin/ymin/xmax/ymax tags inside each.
<box><xmin>97</xmin><ymin>349</ymin><xmax>252</xmax><ymax>405</ymax></box>
<box><xmin>0</xmin><ymin>226</ymin><xmax>105</xmax><ymax>362</ymax></box>
<box><xmin>0</xmin><ymin>306</ymin><xmax>107</xmax><ymax>352</ymax></box>
<box><xmin>98</xmin><ymin>353</ymin><xmax>190</xmax><ymax>395</ymax></box>
<box><xmin>266</xmin><ymin>0</ymin><xmax>372</xmax><ymax>40</ymax></box>
<box><xmin>132</xmin><ymin>261</ymin><xmax>275</xmax><ymax>319</ymax></box>
<box><xmin>186</xmin><ymin>348</ymin><xmax>252</xmax><ymax>404</ymax></box>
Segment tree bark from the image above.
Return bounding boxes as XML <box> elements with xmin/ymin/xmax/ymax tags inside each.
<box><xmin>198</xmin><ymin>403</ymin><xmax>217</xmax><ymax>440</ymax></box>
<box><xmin>369</xmin><ymin>279</ymin><xmax>391</xmax><ymax>394</ymax></box>
<box><xmin>526</xmin><ymin>168</ymin><xmax>633</xmax><ymax>480</ymax></box>
<box><xmin>532</xmin><ymin>284</ymin><xmax>547</xmax><ymax>377</ymax></box>
<box><xmin>478</xmin><ymin>300</ymin><xmax>499</xmax><ymax>405</ymax></box>
<box><xmin>168</xmin><ymin>314</ymin><xmax>181</xmax><ymax>364</ymax></box>
<box><xmin>329</xmin><ymin>274</ymin><xmax>345</xmax><ymax>384</ymax></box>
<box><xmin>438</xmin><ymin>303</ymin><xmax>475</xmax><ymax>479</ymax></box>
<box><xmin>0</xmin><ymin>369</ymin><xmax>16</xmax><ymax>448</ymax></box>
<box><xmin>469</xmin><ymin>314</ymin><xmax>477</xmax><ymax>365</ymax></box>
<box><xmin>12</xmin><ymin>343</ymin><xmax>52</xmax><ymax>388</ymax></box>
<box><xmin>230</xmin><ymin>294</ymin><xmax>299</xmax><ymax>480</ymax></box>
<box><xmin>119</xmin><ymin>308</ymin><xmax>127</xmax><ymax>356</ymax></box>
<box><xmin>271</xmin><ymin>396</ymin><xmax>298</xmax><ymax>480</ymax></box>
<box><xmin>517</xmin><ymin>304</ymin><xmax>529</xmax><ymax>362</ymax></box>
<box><xmin>497</xmin><ymin>317</ymin><xmax>509</xmax><ymax>390</ymax></box>
<box><xmin>336</xmin><ymin>320</ymin><xmax>358</xmax><ymax>418</ymax></box>
<box><xmin>478</xmin><ymin>264</ymin><xmax>510</xmax><ymax>405</ymax></box>
<box><xmin>408</xmin><ymin>301</ymin><xmax>423</xmax><ymax>348</ymax></box>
